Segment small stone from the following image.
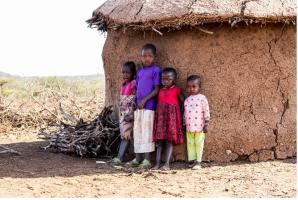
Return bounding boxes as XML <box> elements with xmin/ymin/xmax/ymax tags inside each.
<box><xmin>224</xmin><ymin>188</ymin><xmax>229</xmax><ymax>192</ymax></box>
<box><xmin>27</xmin><ymin>186</ymin><xmax>34</xmax><ymax>190</ymax></box>
<box><xmin>95</xmin><ymin>161</ymin><xmax>106</xmax><ymax>164</ymax></box>
<box><xmin>226</xmin><ymin>150</ymin><xmax>232</xmax><ymax>155</ymax></box>
<box><xmin>258</xmin><ymin>150</ymin><xmax>274</xmax><ymax>161</ymax></box>
<box><xmin>113</xmin><ymin>165</ymin><xmax>123</xmax><ymax>169</ymax></box>
<box><xmin>249</xmin><ymin>153</ymin><xmax>259</xmax><ymax>162</ymax></box>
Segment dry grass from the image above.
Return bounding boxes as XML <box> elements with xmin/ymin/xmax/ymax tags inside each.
<box><xmin>0</xmin><ymin>76</ymin><xmax>105</xmax><ymax>134</ymax></box>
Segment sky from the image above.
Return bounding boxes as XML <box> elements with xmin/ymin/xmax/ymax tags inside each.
<box><xmin>0</xmin><ymin>0</ymin><xmax>106</xmax><ymax>77</ymax></box>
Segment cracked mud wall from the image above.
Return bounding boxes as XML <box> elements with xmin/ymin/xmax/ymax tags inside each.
<box><xmin>102</xmin><ymin>23</ymin><xmax>296</xmax><ymax>162</ymax></box>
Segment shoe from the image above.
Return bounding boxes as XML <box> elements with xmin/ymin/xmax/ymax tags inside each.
<box><xmin>139</xmin><ymin>159</ymin><xmax>151</xmax><ymax>169</ymax></box>
<box><xmin>111</xmin><ymin>157</ymin><xmax>122</xmax><ymax>165</ymax></box>
<box><xmin>188</xmin><ymin>161</ymin><xmax>197</xmax><ymax>168</ymax></box>
<box><xmin>192</xmin><ymin>162</ymin><xmax>202</xmax><ymax>170</ymax></box>
<box><xmin>160</xmin><ymin>165</ymin><xmax>170</xmax><ymax>171</ymax></box>
<box><xmin>152</xmin><ymin>164</ymin><xmax>161</xmax><ymax>170</ymax></box>
<box><xmin>127</xmin><ymin>158</ymin><xmax>140</xmax><ymax>167</ymax></box>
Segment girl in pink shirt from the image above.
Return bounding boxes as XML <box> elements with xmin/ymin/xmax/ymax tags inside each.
<box><xmin>184</xmin><ymin>75</ymin><xmax>210</xmax><ymax>170</ymax></box>
<box><xmin>112</xmin><ymin>61</ymin><xmax>136</xmax><ymax>165</ymax></box>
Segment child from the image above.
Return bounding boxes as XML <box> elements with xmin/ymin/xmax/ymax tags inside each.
<box><xmin>130</xmin><ymin>43</ymin><xmax>161</xmax><ymax>168</ymax></box>
<box><xmin>184</xmin><ymin>75</ymin><xmax>210</xmax><ymax>170</ymax></box>
<box><xmin>112</xmin><ymin>61</ymin><xmax>136</xmax><ymax>165</ymax></box>
<box><xmin>152</xmin><ymin>67</ymin><xmax>184</xmax><ymax>170</ymax></box>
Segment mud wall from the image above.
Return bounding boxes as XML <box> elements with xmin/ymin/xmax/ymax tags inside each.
<box><xmin>102</xmin><ymin>24</ymin><xmax>296</xmax><ymax>162</ymax></box>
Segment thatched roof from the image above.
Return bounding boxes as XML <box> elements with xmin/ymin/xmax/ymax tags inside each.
<box><xmin>87</xmin><ymin>0</ymin><xmax>297</xmax><ymax>32</ymax></box>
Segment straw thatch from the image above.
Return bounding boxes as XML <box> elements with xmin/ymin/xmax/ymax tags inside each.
<box><xmin>87</xmin><ymin>0</ymin><xmax>297</xmax><ymax>31</ymax></box>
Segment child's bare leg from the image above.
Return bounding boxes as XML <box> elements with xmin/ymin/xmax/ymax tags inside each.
<box><xmin>136</xmin><ymin>153</ymin><xmax>143</xmax><ymax>163</ymax></box>
<box><xmin>144</xmin><ymin>152</ymin><xmax>150</xmax><ymax>161</ymax></box>
<box><xmin>153</xmin><ymin>141</ymin><xmax>162</xmax><ymax>169</ymax></box>
<box><xmin>118</xmin><ymin>139</ymin><xmax>129</xmax><ymax>161</ymax></box>
<box><xmin>163</xmin><ymin>141</ymin><xmax>173</xmax><ymax>169</ymax></box>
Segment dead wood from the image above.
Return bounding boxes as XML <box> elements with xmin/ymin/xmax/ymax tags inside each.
<box><xmin>39</xmin><ymin>106</ymin><xmax>120</xmax><ymax>158</ymax></box>
<box><xmin>0</xmin><ymin>145</ymin><xmax>21</xmax><ymax>155</ymax></box>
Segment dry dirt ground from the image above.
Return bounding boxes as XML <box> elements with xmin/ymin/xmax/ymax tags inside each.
<box><xmin>0</xmin><ymin>132</ymin><xmax>296</xmax><ymax>198</ymax></box>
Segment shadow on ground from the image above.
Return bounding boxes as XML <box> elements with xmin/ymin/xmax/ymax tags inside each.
<box><xmin>0</xmin><ymin>140</ymin><xmax>296</xmax><ymax>179</ymax></box>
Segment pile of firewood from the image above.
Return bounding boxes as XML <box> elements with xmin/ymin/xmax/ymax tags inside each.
<box><xmin>39</xmin><ymin>106</ymin><xmax>120</xmax><ymax>158</ymax></box>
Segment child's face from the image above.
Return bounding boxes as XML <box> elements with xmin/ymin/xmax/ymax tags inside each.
<box><xmin>161</xmin><ymin>72</ymin><xmax>175</xmax><ymax>88</ymax></box>
<box><xmin>187</xmin><ymin>80</ymin><xmax>200</xmax><ymax>95</ymax></box>
<box><xmin>122</xmin><ymin>66</ymin><xmax>133</xmax><ymax>82</ymax></box>
<box><xmin>141</xmin><ymin>49</ymin><xmax>155</xmax><ymax>67</ymax></box>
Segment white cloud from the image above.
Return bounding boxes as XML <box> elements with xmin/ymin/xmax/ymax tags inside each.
<box><xmin>0</xmin><ymin>0</ymin><xmax>106</xmax><ymax>76</ymax></box>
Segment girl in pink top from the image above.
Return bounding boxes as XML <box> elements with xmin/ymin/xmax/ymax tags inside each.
<box><xmin>112</xmin><ymin>61</ymin><xmax>136</xmax><ymax>165</ymax></box>
<box><xmin>184</xmin><ymin>75</ymin><xmax>210</xmax><ymax>170</ymax></box>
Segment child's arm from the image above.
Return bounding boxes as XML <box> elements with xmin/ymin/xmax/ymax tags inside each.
<box><xmin>178</xmin><ymin>90</ymin><xmax>185</xmax><ymax>114</ymax></box>
<box><xmin>202</xmin><ymin>97</ymin><xmax>210</xmax><ymax>133</ymax></box>
<box><xmin>137</xmin><ymin>85</ymin><xmax>160</xmax><ymax>109</ymax></box>
<box><xmin>178</xmin><ymin>92</ymin><xmax>185</xmax><ymax>103</ymax></box>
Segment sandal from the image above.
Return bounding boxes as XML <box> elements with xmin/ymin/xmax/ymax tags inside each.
<box><xmin>139</xmin><ymin>159</ymin><xmax>151</xmax><ymax>169</ymax></box>
<box><xmin>192</xmin><ymin>162</ymin><xmax>202</xmax><ymax>170</ymax></box>
<box><xmin>111</xmin><ymin>157</ymin><xmax>122</xmax><ymax>165</ymax></box>
<box><xmin>127</xmin><ymin>158</ymin><xmax>140</xmax><ymax>167</ymax></box>
<box><xmin>160</xmin><ymin>165</ymin><xmax>170</xmax><ymax>171</ymax></box>
<box><xmin>188</xmin><ymin>161</ymin><xmax>197</xmax><ymax>168</ymax></box>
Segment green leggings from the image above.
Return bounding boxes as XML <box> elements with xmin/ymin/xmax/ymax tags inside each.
<box><xmin>186</xmin><ymin>131</ymin><xmax>205</xmax><ymax>162</ymax></box>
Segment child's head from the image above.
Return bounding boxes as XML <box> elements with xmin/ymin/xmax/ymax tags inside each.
<box><xmin>141</xmin><ymin>43</ymin><xmax>156</xmax><ymax>67</ymax></box>
<box><xmin>161</xmin><ymin>67</ymin><xmax>177</xmax><ymax>88</ymax></box>
<box><xmin>187</xmin><ymin>75</ymin><xmax>202</xmax><ymax>95</ymax></box>
<box><xmin>122</xmin><ymin>61</ymin><xmax>136</xmax><ymax>82</ymax></box>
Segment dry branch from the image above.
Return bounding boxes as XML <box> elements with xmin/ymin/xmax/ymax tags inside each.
<box><xmin>197</xmin><ymin>27</ymin><xmax>214</xmax><ymax>35</ymax></box>
<box><xmin>39</xmin><ymin>106</ymin><xmax>120</xmax><ymax>158</ymax></box>
<box><xmin>0</xmin><ymin>145</ymin><xmax>21</xmax><ymax>155</ymax></box>
<box><xmin>59</xmin><ymin>102</ymin><xmax>78</xmax><ymax>125</ymax></box>
<box><xmin>152</xmin><ymin>27</ymin><xmax>163</xmax><ymax>35</ymax></box>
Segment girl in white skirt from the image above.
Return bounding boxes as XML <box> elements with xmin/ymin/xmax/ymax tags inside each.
<box><xmin>129</xmin><ymin>43</ymin><xmax>161</xmax><ymax>168</ymax></box>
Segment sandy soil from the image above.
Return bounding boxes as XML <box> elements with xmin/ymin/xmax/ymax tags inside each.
<box><xmin>0</xmin><ymin>132</ymin><xmax>296</xmax><ymax>197</ymax></box>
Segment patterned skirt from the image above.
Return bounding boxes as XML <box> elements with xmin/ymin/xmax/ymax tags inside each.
<box><xmin>153</xmin><ymin>103</ymin><xmax>184</xmax><ymax>144</ymax></box>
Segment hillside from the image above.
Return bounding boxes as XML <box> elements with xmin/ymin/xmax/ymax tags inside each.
<box><xmin>0</xmin><ymin>71</ymin><xmax>15</xmax><ymax>77</ymax></box>
<box><xmin>0</xmin><ymin>70</ymin><xmax>104</xmax><ymax>80</ymax></box>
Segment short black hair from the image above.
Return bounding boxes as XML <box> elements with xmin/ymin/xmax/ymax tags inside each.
<box><xmin>187</xmin><ymin>75</ymin><xmax>202</xmax><ymax>87</ymax></box>
<box><xmin>123</xmin><ymin>61</ymin><xmax>136</xmax><ymax>76</ymax></box>
<box><xmin>162</xmin><ymin>67</ymin><xmax>177</xmax><ymax>79</ymax></box>
<box><xmin>142</xmin><ymin>43</ymin><xmax>157</xmax><ymax>55</ymax></box>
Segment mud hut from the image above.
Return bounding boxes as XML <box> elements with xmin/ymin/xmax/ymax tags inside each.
<box><xmin>87</xmin><ymin>0</ymin><xmax>296</xmax><ymax>162</ymax></box>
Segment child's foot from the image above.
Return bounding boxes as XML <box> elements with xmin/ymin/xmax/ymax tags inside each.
<box><xmin>160</xmin><ymin>164</ymin><xmax>170</xmax><ymax>171</ymax></box>
<box><xmin>152</xmin><ymin>164</ymin><xmax>161</xmax><ymax>170</ymax></box>
<box><xmin>188</xmin><ymin>161</ymin><xmax>197</xmax><ymax>168</ymax></box>
<box><xmin>111</xmin><ymin>157</ymin><xmax>122</xmax><ymax>165</ymax></box>
<box><xmin>192</xmin><ymin>162</ymin><xmax>202</xmax><ymax>170</ymax></box>
<box><xmin>127</xmin><ymin>158</ymin><xmax>140</xmax><ymax>167</ymax></box>
<box><xmin>139</xmin><ymin>159</ymin><xmax>151</xmax><ymax>169</ymax></box>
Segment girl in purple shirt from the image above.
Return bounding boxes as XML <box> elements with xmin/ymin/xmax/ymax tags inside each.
<box><xmin>130</xmin><ymin>43</ymin><xmax>161</xmax><ymax>168</ymax></box>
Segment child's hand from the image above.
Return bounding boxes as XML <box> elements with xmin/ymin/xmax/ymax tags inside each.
<box><xmin>123</xmin><ymin>131</ymin><xmax>131</xmax><ymax>140</ymax></box>
<box><xmin>182</xmin><ymin>125</ymin><xmax>186</xmax><ymax>132</ymax></box>
<box><xmin>203</xmin><ymin>125</ymin><xmax>208</xmax><ymax>133</ymax></box>
<box><xmin>124</xmin><ymin>115</ymin><xmax>133</xmax><ymax>122</ymax></box>
<box><xmin>137</xmin><ymin>99</ymin><xmax>146</xmax><ymax>109</ymax></box>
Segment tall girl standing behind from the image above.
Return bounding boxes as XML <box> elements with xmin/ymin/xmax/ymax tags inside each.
<box><xmin>153</xmin><ymin>67</ymin><xmax>184</xmax><ymax>170</ymax></box>
<box><xmin>130</xmin><ymin>43</ymin><xmax>161</xmax><ymax>168</ymax></box>
<box><xmin>112</xmin><ymin>61</ymin><xmax>136</xmax><ymax>165</ymax></box>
